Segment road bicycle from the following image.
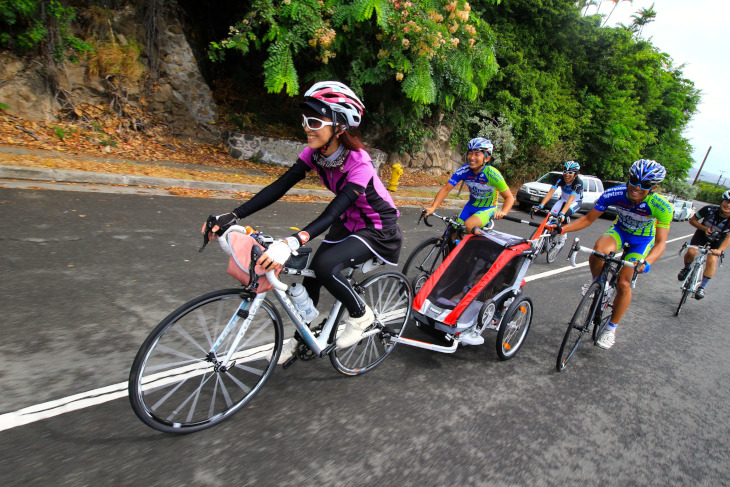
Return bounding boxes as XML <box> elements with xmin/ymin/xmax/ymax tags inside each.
<box><xmin>675</xmin><ymin>237</ymin><xmax>724</xmax><ymax>316</ymax></box>
<box><xmin>529</xmin><ymin>207</ymin><xmax>571</xmax><ymax>264</ymax></box>
<box><xmin>555</xmin><ymin>239</ymin><xmax>643</xmax><ymax>371</ymax></box>
<box><xmin>401</xmin><ymin>211</ymin><xmax>492</xmax><ymax>294</ymax></box>
<box><xmin>128</xmin><ymin>226</ymin><xmax>413</xmax><ymax>434</ymax></box>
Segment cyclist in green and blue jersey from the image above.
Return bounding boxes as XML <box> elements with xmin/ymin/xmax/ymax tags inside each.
<box><xmin>551</xmin><ymin>159</ymin><xmax>672</xmax><ymax>349</ymax></box>
<box><xmin>424</xmin><ymin>138</ymin><xmax>514</xmax><ymax>234</ymax></box>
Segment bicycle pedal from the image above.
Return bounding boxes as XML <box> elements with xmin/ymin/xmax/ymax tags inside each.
<box><xmin>281</xmin><ymin>355</ymin><xmax>299</xmax><ymax>369</ymax></box>
<box><xmin>320</xmin><ymin>343</ymin><xmax>337</xmax><ymax>357</ymax></box>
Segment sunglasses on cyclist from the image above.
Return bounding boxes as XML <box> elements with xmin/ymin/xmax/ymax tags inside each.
<box><xmin>302</xmin><ymin>115</ymin><xmax>332</xmax><ymax>131</ymax></box>
<box><xmin>563</xmin><ymin>171</ymin><xmax>577</xmax><ymax>176</ymax></box>
<box><xmin>627</xmin><ymin>175</ymin><xmax>655</xmax><ymax>191</ymax></box>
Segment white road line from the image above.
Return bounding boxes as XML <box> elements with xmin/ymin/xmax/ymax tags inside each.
<box><xmin>0</xmin><ymin>233</ymin><xmax>696</xmax><ymax>433</ymax></box>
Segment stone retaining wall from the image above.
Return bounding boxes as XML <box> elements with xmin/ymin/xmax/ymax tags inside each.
<box><xmin>227</xmin><ymin>132</ymin><xmax>387</xmax><ymax>173</ymax></box>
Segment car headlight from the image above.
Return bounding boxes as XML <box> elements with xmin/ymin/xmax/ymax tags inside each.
<box><xmin>520</xmin><ymin>185</ymin><xmax>528</xmax><ymax>192</ymax></box>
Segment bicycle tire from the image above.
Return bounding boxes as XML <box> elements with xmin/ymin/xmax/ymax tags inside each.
<box><xmin>556</xmin><ymin>282</ymin><xmax>601</xmax><ymax>371</ymax></box>
<box><xmin>675</xmin><ymin>288</ymin><xmax>691</xmax><ymax>317</ymax></box>
<box><xmin>675</xmin><ymin>266</ymin><xmax>698</xmax><ymax>317</ymax></box>
<box><xmin>329</xmin><ymin>271</ymin><xmax>413</xmax><ymax>376</ymax></box>
<box><xmin>496</xmin><ymin>296</ymin><xmax>533</xmax><ymax>360</ymax></box>
<box><xmin>129</xmin><ymin>288</ymin><xmax>283</xmax><ymax>434</ymax></box>
<box><xmin>402</xmin><ymin>236</ymin><xmax>446</xmax><ymax>293</ymax></box>
<box><xmin>546</xmin><ymin>236</ymin><xmax>563</xmax><ymax>264</ymax></box>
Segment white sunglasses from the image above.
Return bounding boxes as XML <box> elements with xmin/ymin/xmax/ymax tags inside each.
<box><xmin>302</xmin><ymin>115</ymin><xmax>332</xmax><ymax>131</ymax></box>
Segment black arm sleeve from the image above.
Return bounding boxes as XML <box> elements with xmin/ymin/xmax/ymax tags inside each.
<box><xmin>299</xmin><ymin>182</ymin><xmax>362</xmax><ymax>240</ymax></box>
<box><xmin>231</xmin><ymin>160</ymin><xmax>308</xmax><ymax>219</ymax></box>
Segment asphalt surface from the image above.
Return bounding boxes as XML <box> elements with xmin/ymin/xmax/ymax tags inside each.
<box><xmin>1</xmin><ymin>180</ymin><xmax>728</xmax><ymax>486</ymax></box>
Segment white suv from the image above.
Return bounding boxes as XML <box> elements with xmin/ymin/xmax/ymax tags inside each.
<box><xmin>516</xmin><ymin>171</ymin><xmax>605</xmax><ymax>213</ymax></box>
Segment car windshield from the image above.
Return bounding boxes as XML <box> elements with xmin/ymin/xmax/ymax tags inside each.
<box><xmin>537</xmin><ymin>173</ymin><xmax>562</xmax><ymax>185</ymax></box>
<box><xmin>674</xmin><ymin>201</ymin><xmax>686</xmax><ymax>209</ymax></box>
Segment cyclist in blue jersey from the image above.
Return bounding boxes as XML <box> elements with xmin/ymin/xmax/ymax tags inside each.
<box><xmin>550</xmin><ymin>159</ymin><xmax>672</xmax><ymax>349</ymax></box>
<box><xmin>532</xmin><ymin>161</ymin><xmax>584</xmax><ymax>223</ymax></box>
<box><xmin>424</xmin><ymin>137</ymin><xmax>514</xmax><ymax>234</ymax></box>
<box><xmin>677</xmin><ymin>190</ymin><xmax>730</xmax><ymax>299</ymax></box>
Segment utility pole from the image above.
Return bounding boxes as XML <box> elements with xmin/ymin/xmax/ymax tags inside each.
<box><xmin>692</xmin><ymin>146</ymin><xmax>712</xmax><ymax>185</ymax></box>
<box><xmin>716</xmin><ymin>171</ymin><xmax>726</xmax><ymax>188</ymax></box>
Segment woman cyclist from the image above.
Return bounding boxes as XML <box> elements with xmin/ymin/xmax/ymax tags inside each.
<box><xmin>532</xmin><ymin>161</ymin><xmax>584</xmax><ymax>224</ymax></box>
<box><xmin>424</xmin><ymin>137</ymin><xmax>514</xmax><ymax>234</ymax></box>
<box><xmin>551</xmin><ymin>159</ymin><xmax>672</xmax><ymax>349</ymax></box>
<box><xmin>677</xmin><ymin>189</ymin><xmax>730</xmax><ymax>299</ymax></box>
<box><xmin>203</xmin><ymin>81</ymin><xmax>402</xmax><ymax>353</ymax></box>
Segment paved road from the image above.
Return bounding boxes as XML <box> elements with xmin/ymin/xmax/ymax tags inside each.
<box><xmin>1</xmin><ymin>186</ymin><xmax>728</xmax><ymax>486</ymax></box>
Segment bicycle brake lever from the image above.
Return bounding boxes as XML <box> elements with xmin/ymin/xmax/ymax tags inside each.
<box><xmin>199</xmin><ymin>214</ymin><xmax>217</xmax><ymax>252</ymax></box>
<box><xmin>419</xmin><ymin>209</ymin><xmax>433</xmax><ymax>227</ymax></box>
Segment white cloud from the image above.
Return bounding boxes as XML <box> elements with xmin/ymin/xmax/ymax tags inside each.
<box><xmin>604</xmin><ymin>0</ymin><xmax>729</xmax><ymax>176</ymax></box>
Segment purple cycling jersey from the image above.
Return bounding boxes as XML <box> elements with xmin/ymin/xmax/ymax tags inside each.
<box><xmin>299</xmin><ymin>147</ymin><xmax>399</xmax><ymax>232</ymax></box>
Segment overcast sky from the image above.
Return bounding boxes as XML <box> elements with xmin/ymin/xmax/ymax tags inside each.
<box><xmin>592</xmin><ymin>0</ymin><xmax>728</xmax><ymax>180</ymax></box>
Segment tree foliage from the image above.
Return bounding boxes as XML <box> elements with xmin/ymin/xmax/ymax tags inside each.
<box><xmin>0</xmin><ymin>0</ymin><xmax>91</xmax><ymax>62</ymax></box>
<box><xmin>209</xmin><ymin>0</ymin><xmax>500</xmax><ymax>150</ymax></box>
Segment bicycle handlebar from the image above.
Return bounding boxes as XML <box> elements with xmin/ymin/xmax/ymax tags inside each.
<box><xmin>567</xmin><ymin>238</ymin><xmax>643</xmax><ymax>288</ymax></box>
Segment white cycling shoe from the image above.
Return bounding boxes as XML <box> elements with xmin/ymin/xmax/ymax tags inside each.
<box><xmin>267</xmin><ymin>338</ymin><xmax>298</xmax><ymax>365</ymax></box>
<box><xmin>596</xmin><ymin>328</ymin><xmax>616</xmax><ymax>349</ymax></box>
<box><xmin>337</xmin><ymin>306</ymin><xmax>374</xmax><ymax>349</ymax></box>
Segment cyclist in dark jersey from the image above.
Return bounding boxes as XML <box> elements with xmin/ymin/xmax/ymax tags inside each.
<box><xmin>677</xmin><ymin>190</ymin><xmax>730</xmax><ymax>299</ymax></box>
<box><xmin>204</xmin><ymin>81</ymin><xmax>401</xmax><ymax>352</ymax></box>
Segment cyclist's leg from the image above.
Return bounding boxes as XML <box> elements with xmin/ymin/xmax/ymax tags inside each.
<box><xmin>590</xmin><ymin>227</ymin><xmax>621</xmax><ymax>278</ymax></box>
<box><xmin>307</xmin><ymin>237</ymin><xmax>374</xmax><ymax>316</ymax></box>
<box><xmin>464</xmin><ymin>205</ymin><xmax>497</xmax><ymax>234</ymax></box>
<box><xmin>610</xmin><ymin>235</ymin><xmax>654</xmax><ymax>325</ymax></box>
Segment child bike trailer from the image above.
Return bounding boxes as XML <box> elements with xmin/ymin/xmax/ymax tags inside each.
<box><xmin>394</xmin><ymin>227</ymin><xmax>537</xmax><ymax>360</ymax></box>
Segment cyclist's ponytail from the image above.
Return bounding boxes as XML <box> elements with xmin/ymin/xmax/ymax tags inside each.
<box><xmin>338</xmin><ymin>131</ymin><xmax>365</xmax><ymax>151</ymax></box>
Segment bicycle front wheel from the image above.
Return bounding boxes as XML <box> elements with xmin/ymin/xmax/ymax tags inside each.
<box><xmin>129</xmin><ymin>289</ymin><xmax>283</xmax><ymax>434</ymax></box>
<box><xmin>329</xmin><ymin>271</ymin><xmax>413</xmax><ymax>376</ymax></box>
<box><xmin>675</xmin><ymin>288</ymin><xmax>691</xmax><ymax>317</ymax></box>
<box><xmin>675</xmin><ymin>268</ymin><xmax>697</xmax><ymax>317</ymax></box>
<box><xmin>402</xmin><ymin>237</ymin><xmax>445</xmax><ymax>294</ymax></box>
<box><xmin>546</xmin><ymin>236</ymin><xmax>563</xmax><ymax>263</ymax></box>
<box><xmin>556</xmin><ymin>282</ymin><xmax>601</xmax><ymax>371</ymax></box>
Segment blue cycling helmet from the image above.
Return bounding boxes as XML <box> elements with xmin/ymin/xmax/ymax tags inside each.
<box><xmin>629</xmin><ymin>159</ymin><xmax>666</xmax><ymax>186</ymax></box>
<box><xmin>564</xmin><ymin>161</ymin><xmax>580</xmax><ymax>172</ymax></box>
<box><xmin>467</xmin><ymin>137</ymin><xmax>493</xmax><ymax>156</ymax></box>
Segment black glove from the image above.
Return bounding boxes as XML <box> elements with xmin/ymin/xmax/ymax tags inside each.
<box><xmin>212</xmin><ymin>212</ymin><xmax>238</xmax><ymax>235</ymax></box>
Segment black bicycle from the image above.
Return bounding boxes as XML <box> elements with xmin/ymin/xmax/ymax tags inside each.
<box><xmin>556</xmin><ymin>239</ymin><xmax>642</xmax><ymax>371</ymax></box>
<box><xmin>402</xmin><ymin>211</ymin><xmax>465</xmax><ymax>294</ymax></box>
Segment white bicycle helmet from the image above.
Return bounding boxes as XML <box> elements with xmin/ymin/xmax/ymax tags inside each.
<box><xmin>564</xmin><ymin>161</ymin><xmax>580</xmax><ymax>172</ymax></box>
<box><xmin>466</xmin><ymin>137</ymin><xmax>494</xmax><ymax>156</ymax></box>
<box><xmin>723</xmin><ymin>190</ymin><xmax>730</xmax><ymax>201</ymax></box>
<box><xmin>302</xmin><ymin>81</ymin><xmax>365</xmax><ymax>129</ymax></box>
<box><xmin>629</xmin><ymin>159</ymin><xmax>666</xmax><ymax>186</ymax></box>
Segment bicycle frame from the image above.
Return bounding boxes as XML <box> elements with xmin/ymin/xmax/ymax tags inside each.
<box><xmin>679</xmin><ymin>243</ymin><xmax>713</xmax><ymax>293</ymax></box>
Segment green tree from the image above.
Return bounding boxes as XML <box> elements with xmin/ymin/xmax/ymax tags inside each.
<box><xmin>209</xmin><ymin>0</ymin><xmax>500</xmax><ymax>151</ymax></box>
<box><xmin>0</xmin><ymin>0</ymin><xmax>91</xmax><ymax>62</ymax></box>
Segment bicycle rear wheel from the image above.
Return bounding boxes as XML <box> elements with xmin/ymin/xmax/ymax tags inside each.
<box><xmin>402</xmin><ymin>237</ymin><xmax>446</xmax><ymax>294</ymax></box>
<box><xmin>329</xmin><ymin>271</ymin><xmax>413</xmax><ymax>376</ymax></box>
<box><xmin>128</xmin><ymin>289</ymin><xmax>283</xmax><ymax>433</ymax></box>
<box><xmin>556</xmin><ymin>282</ymin><xmax>601</xmax><ymax>371</ymax></box>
